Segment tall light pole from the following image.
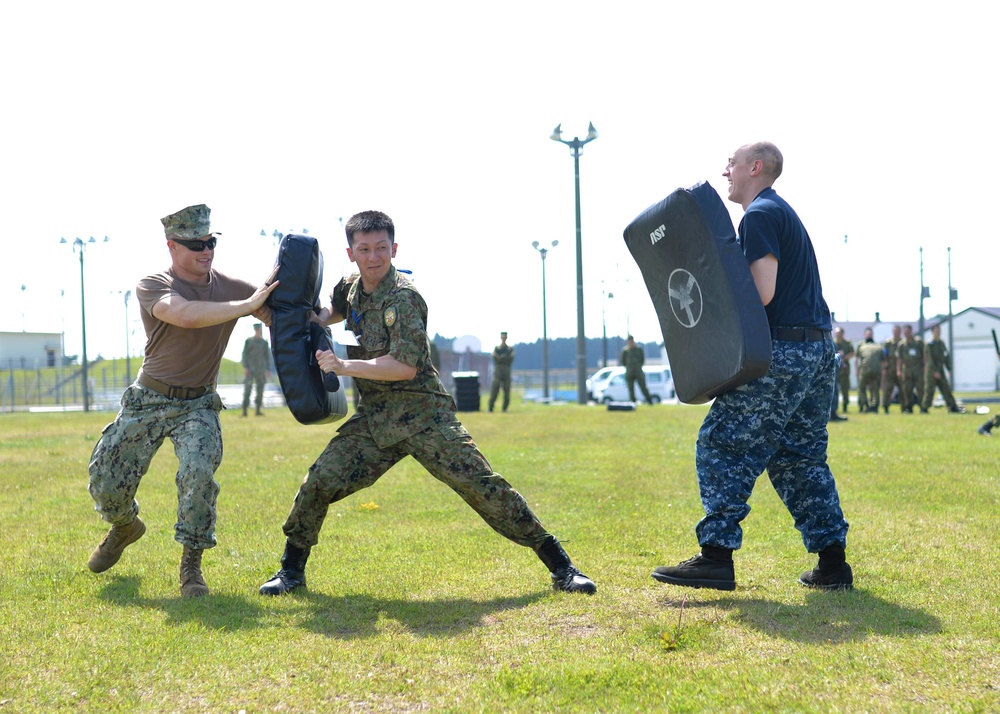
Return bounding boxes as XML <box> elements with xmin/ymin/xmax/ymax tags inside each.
<box><xmin>601</xmin><ymin>281</ymin><xmax>615</xmax><ymax>368</ymax></box>
<box><xmin>123</xmin><ymin>290</ymin><xmax>132</xmax><ymax>384</ymax></box>
<box><xmin>60</xmin><ymin>235</ymin><xmax>109</xmax><ymax>412</ymax></box>
<box><xmin>919</xmin><ymin>246</ymin><xmax>929</xmax><ymax>336</ymax></box>
<box><xmin>551</xmin><ymin>122</ymin><xmax>599</xmax><ymax>404</ymax></box>
<box><xmin>947</xmin><ymin>247</ymin><xmax>958</xmax><ymax>389</ymax></box>
<box><xmin>843</xmin><ymin>234</ymin><xmax>849</xmax><ymax>320</ymax></box>
<box><xmin>532</xmin><ymin>240</ymin><xmax>558</xmax><ymax>400</ymax></box>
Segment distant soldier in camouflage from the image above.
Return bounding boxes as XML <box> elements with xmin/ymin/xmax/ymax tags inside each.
<box><xmin>259</xmin><ymin>211</ymin><xmax>596</xmax><ymax>597</ymax></box>
<box><xmin>833</xmin><ymin>327</ymin><xmax>854</xmax><ymax>414</ymax></box>
<box><xmin>921</xmin><ymin>323</ymin><xmax>962</xmax><ymax>413</ymax></box>
<box><xmin>896</xmin><ymin>324</ymin><xmax>925</xmax><ymax>413</ymax></box>
<box><xmin>619</xmin><ymin>335</ymin><xmax>653</xmax><ymax>404</ymax></box>
<box><xmin>86</xmin><ymin>204</ymin><xmax>278</xmax><ymax>597</ymax></box>
<box><xmin>241</xmin><ymin>322</ymin><xmax>271</xmax><ymax>416</ymax></box>
<box><xmin>855</xmin><ymin>327</ymin><xmax>884</xmax><ymax>413</ymax></box>
<box><xmin>488</xmin><ymin>331</ymin><xmax>515</xmax><ymax>412</ymax></box>
<box><xmin>881</xmin><ymin>324</ymin><xmax>903</xmax><ymax>413</ymax></box>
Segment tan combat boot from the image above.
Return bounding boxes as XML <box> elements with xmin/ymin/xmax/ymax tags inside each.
<box><xmin>88</xmin><ymin>517</ymin><xmax>146</xmax><ymax>573</ymax></box>
<box><xmin>180</xmin><ymin>545</ymin><xmax>210</xmax><ymax>597</ymax></box>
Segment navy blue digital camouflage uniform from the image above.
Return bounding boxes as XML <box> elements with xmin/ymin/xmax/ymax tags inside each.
<box><xmin>694</xmin><ymin>187</ymin><xmax>849</xmax><ymax>555</ymax></box>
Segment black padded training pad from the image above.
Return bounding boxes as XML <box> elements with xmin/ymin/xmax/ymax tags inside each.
<box><xmin>267</xmin><ymin>234</ymin><xmax>348</xmax><ymax>425</ymax></box>
<box><xmin>623</xmin><ymin>181</ymin><xmax>771</xmax><ymax>404</ymax></box>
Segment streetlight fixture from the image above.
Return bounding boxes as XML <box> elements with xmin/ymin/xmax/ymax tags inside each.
<box><xmin>550</xmin><ymin>121</ymin><xmax>599</xmax><ymax>404</ymax></box>
<box><xmin>531</xmin><ymin>240</ymin><xmax>559</xmax><ymax>400</ymax></box>
<box><xmin>60</xmin><ymin>235</ymin><xmax>109</xmax><ymax>412</ymax></box>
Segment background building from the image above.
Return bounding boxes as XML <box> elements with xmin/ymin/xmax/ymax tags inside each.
<box><xmin>0</xmin><ymin>331</ymin><xmax>63</xmax><ymax>370</ymax></box>
<box><xmin>832</xmin><ymin>307</ymin><xmax>1000</xmax><ymax>392</ymax></box>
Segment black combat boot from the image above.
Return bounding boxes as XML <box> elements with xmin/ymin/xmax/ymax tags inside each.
<box><xmin>978</xmin><ymin>420</ymin><xmax>994</xmax><ymax>436</ymax></box>
<box><xmin>259</xmin><ymin>541</ymin><xmax>311</xmax><ymax>595</ymax></box>
<box><xmin>534</xmin><ymin>536</ymin><xmax>596</xmax><ymax>594</ymax></box>
<box><xmin>652</xmin><ymin>545</ymin><xmax>736</xmax><ymax>591</ymax></box>
<box><xmin>799</xmin><ymin>543</ymin><xmax>853</xmax><ymax>591</ymax></box>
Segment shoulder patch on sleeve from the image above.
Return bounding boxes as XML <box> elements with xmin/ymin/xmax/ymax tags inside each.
<box><xmin>384</xmin><ymin>306</ymin><xmax>397</xmax><ymax>327</ymax></box>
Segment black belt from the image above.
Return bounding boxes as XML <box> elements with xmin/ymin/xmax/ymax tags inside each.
<box><xmin>771</xmin><ymin>327</ymin><xmax>832</xmax><ymax>342</ymax></box>
<box><xmin>138</xmin><ymin>372</ymin><xmax>214</xmax><ymax>400</ymax></box>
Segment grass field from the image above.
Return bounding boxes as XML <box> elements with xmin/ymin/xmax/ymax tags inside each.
<box><xmin>1</xmin><ymin>397</ymin><xmax>998</xmax><ymax>713</ymax></box>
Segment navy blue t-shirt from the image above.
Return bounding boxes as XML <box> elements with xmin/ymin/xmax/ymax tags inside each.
<box><xmin>738</xmin><ymin>187</ymin><xmax>832</xmax><ymax>331</ymax></box>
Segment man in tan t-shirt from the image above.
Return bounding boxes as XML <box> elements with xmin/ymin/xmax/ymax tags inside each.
<box><xmin>86</xmin><ymin>203</ymin><xmax>278</xmax><ymax>597</ymax></box>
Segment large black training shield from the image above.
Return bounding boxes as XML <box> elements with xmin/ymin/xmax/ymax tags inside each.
<box><xmin>267</xmin><ymin>234</ymin><xmax>348</xmax><ymax>425</ymax></box>
<box><xmin>623</xmin><ymin>181</ymin><xmax>771</xmax><ymax>404</ymax></box>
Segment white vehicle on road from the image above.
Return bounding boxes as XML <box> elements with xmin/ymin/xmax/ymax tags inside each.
<box><xmin>593</xmin><ymin>365</ymin><xmax>675</xmax><ymax>404</ymax></box>
<box><xmin>586</xmin><ymin>366</ymin><xmax>618</xmax><ymax>401</ymax></box>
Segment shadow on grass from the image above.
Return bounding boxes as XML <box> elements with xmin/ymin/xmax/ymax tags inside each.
<box><xmin>673</xmin><ymin>589</ymin><xmax>941</xmax><ymax>644</ymax></box>
<box><xmin>297</xmin><ymin>590</ymin><xmax>548</xmax><ymax>639</ymax></box>
<box><xmin>97</xmin><ymin>575</ymin><xmax>269</xmax><ymax>631</ymax></box>
<box><xmin>97</xmin><ymin>575</ymin><xmax>546</xmax><ymax>638</ymax></box>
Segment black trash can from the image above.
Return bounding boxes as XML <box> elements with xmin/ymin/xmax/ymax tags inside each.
<box><xmin>452</xmin><ymin>371</ymin><xmax>481</xmax><ymax>412</ymax></box>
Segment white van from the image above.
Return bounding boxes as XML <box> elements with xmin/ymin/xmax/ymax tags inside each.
<box><xmin>586</xmin><ymin>366</ymin><xmax>619</xmax><ymax>401</ymax></box>
<box><xmin>593</xmin><ymin>365</ymin><xmax>675</xmax><ymax>404</ymax></box>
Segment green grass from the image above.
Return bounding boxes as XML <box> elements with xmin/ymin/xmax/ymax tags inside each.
<box><xmin>1</xmin><ymin>399</ymin><xmax>998</xmax><ymax>712</ymax></box>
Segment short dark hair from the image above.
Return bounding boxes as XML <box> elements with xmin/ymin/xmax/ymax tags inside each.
<box><xmin>746</xmin><ymin>141</ymin><xmax>783</xmax><ymax>181</ymax></box>
<box><xmin>345</xmin><ymin>210</ymin><xmax>394</xmax><ymax>246</ymax></box>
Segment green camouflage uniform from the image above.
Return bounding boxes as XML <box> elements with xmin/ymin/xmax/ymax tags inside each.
<box><xmin>833</xmin><ymin>336</ymin><xmax>854</xmax><ymax>412</ymax></box>
<box><xmin>241</xmin><ymin>333</ymin><xmax>270</xmax><ymax>411</ymax></box>
<box><xmin>881</xmin><ymin>336</ymin><xmax>902</xmax><ymax>412</ymax></box>
<box><xmin>619</xmin><ymin>344</ymin><xmax>652</xmax><ymax>403</ymax></box>
<box><xmin>280</xmin><ymin>265</ymin><xmax>551</xmax><ymax>550</ymax></box>
<box><xmin>921</xmin><ymin>337</ymin><xmax>958</xmax><ymax>411</ymax></box>
<box><xmin>896</xmin><ymin>336</ymin><xmax>924</xmax><ymax>412</ymax></box>
<box><xmin>488</xmin><ymin>342</ymin><xmax>515</xmax><ymax>412</ymax></box>
<box><xmin>855</xmin><ymin>341</ymin><xmax>884</xmax><ymax>412</ymax></box>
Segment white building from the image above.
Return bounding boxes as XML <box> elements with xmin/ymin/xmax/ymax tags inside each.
<box><xmin>0</xmin><ymin>331</ymin><xmax>63</xmax><ymax>370</ymax></box>
<box><xmin>833</xmin><ymin>308</ymin><xmax>1000</xmax><ymax>392</ymax></box>
<box><xmin>930</xmin><ymin>307</ymin><xmax>1000</xmax><ymax>392</ymax></box>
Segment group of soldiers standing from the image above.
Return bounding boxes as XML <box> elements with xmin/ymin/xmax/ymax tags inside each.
<box><xmin>833</xmin><ymin>323</ymin><xmax>963</xmax><ymax>416</ymax></box>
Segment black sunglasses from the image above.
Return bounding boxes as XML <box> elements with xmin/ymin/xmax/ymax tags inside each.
<box><xmin>173</xmin><ymin>236</ymin><xmax>218</xmax><ymax>252</ymax></box>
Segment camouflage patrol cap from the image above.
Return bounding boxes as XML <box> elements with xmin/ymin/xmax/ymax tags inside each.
<box><xmin>160</xmin><ymin>204</ymin><xmax>219</xmax><ymax>239</ymax></box>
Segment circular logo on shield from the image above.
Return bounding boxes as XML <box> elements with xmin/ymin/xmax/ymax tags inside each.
<box><xmin>668</xmin><ymin>269</ymin><xmax>703</xmax><ymax>328</ymax></box>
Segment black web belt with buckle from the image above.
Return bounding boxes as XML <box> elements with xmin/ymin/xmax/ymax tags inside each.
<box><xmin>771</xmin><ymin>327</ymin><xmax>832</xmax><ymax>342</ymax></box>
<box><xmin>138</xmin><ymin>372</ymin><xmax>214</xmax><ymax>400</ymax></box>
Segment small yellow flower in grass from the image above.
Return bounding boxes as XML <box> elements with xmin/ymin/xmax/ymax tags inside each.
<box><xmin>358</xmin><ymin>501</ymin><xmax>379</xmax><ymax>511</ymax></box>
<box><xmin>659</xmin><ymin>630</ymin><xmax>680</xmax><ymax>651</ymax></box>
